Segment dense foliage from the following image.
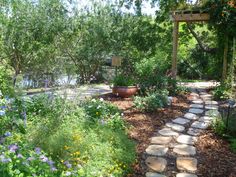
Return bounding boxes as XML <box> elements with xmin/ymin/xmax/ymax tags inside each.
<box><xmin>0</xmin><ymin>95</ymin><xmax>136</xmax><ymax>176</ymax></box>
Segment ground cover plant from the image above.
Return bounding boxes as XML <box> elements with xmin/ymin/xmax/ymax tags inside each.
<box><xmin>0</xmin><ymin>94</ymin><xmax>136</xmax><ymax>177</ymax></box>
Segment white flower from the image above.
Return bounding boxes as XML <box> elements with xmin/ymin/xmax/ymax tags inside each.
<box><xmin>99</xmin><ymin>98</ymin><xmax>104</xmax><ymax>102</ymax></box>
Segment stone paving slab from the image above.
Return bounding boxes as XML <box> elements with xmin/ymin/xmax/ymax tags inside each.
<box><xmin>192</xmin><ymin>100</ymin><xmax>204</xmax><ymax>104</ymax></box>
<box><xmin>172</xmin><ymin>118</ymin><xmax>190</xmax><ymax>125</ymax></box>
<box><xmin>191</xmin><ymin>121</ymin><xmax>209</xmax><ymax>129</ymax></box>
<box><xmin>189</xmin><ymin>108</ymin><xmax>204</xmax><ymax>114</ymax></box>
<box><xmin>166</xmin><ymin>123</ymin><xmax>185</xmax><ymax>132</ymax></box>
<box><xmin>205</xmin><ymin>110</ymin><xmax>220</xmax><ymax>117</ymax></box>
<box><xmin>198</xmin><ymin>116</ymin><xmax>214</xmax><ymax>123</ymax></box>
<box><xmin>146</xmin><ymin>172</ymin><xmax>166</xmax><ymax>177</ymax></box>
<box><xmin>151</xmin><ymin>137</ymin><xmax>172</xmax><ymax>145</ymax></box>
<box><xmin>158</xmin><ymin>128</ymin><xmax>179</xmax><ymax>136</ymax></box>
<box><xmin>187</xmin><ymin>128</ymin><xmax>203</xmax><ymax>136</ymax></box>
<box><xmin>190</xmin><ymin>104</ymin><xmax>204</xmax><ymax>109</ymax></box>
<box><xmin>176</xmin><ymin>157</ymin><xmax>197</xmax><ymax>172</ymax></box>
<box><xmin>176</xmin><ymin>173</ymin><xmax>198</xmax><ymax>177</ymax></box>
<box><xmin>205</xmin><ymin>101</ymin><xmax>218</xmax><ymax>105</ymax></box>
<box><xmin>184</xmin><ymin>113</ymin><xmax>199</xmax><ymax>120</ymax></box>
<box><xmin>205</xmin><ymin>105</ymin><xmax>219</xmax><ymax>110</ymax></box>
<box><xmin>176</xmin><ymin>135</ymin><xmax>197</xmax><ymax>145</ymax></box>
<box><xmin>146</xmin><ymin>145</ymin><xmax>168</xmax><ymax>156</ymax></box>
<box><xmin>173</xmin><ymin>144</ymin><xmax>196</xmax><ymax>156</ymax></box>
<box><xmin>145</xmin><ymin>157</ymin><xmax>167</xmax><ymax>172</ymax></box>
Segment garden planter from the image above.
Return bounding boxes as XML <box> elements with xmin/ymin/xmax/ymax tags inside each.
<box><xmin>112</xmin><ymin>86</ymin><xmax>138</xmax><ymax>98</ymax></box>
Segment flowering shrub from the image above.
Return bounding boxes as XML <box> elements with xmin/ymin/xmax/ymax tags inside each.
<box><xmin>0</xmin><ymin>137</ymin><xmax>59</xmax><ymax>176</ymax></box>
<box><xmin>134</xmin><ymin>90</ymin><xmax>168</xmax><ymax>112</ymax></box>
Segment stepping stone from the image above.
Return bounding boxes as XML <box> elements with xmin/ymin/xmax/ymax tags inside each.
<box><xmin>146</xmin><ymin>145</ymin><xmax>168</xmax><ymax>156</ymax></box>
<box><xmin>192</xmin><ymin>100</ymin><xmax>203</xmax><ymax>104</ymax></box>
<box><xmin>199</xmin><ymin>91</ymin><xmax>207</xmax><ymax>95</ymax></box>
<box><xmin>199</xmin><ymin>116</ymin><xmax>214</xmax><ymax>123</ymax></box>
<box><xmin>187</xmin><ymin>128</ymin><xmax>203</xmax><ymax>136</ymax></box>
<box><xmin>172</xmin><ymin>118</ymin><xmax>190</xmax><ymax>125</ymax></box>
<box><xmin>151</xmin><ymin>136</ymin><xmax>172</xmax><ymax>145</ymax></box>
<box><xmin>191</xmin><ymin>121</ymin><xmax>209</xmax><ymax>129</ymax></box>
<box><xmin>158</xmin><ymin>128</ymin><xmax>179</xmax><ymax>136</ymax></box>
<box><xmin>205</xmin><ymin>105</ymin><xmax>219</xmax><ymax>110</ymax></box>
<box><xmin>190</xmin><ymin>104</ymin><xmax>203</xmax><ymax>109</ymax></box>
<box><xmin>176</xmin><ymin>173</ymin><xmax>197</xmax><ymax>177</ymax></box>
<box><xmin>176</xmin><ymin>157</ymin><xmax>197</xmax><ymax>172</ymax></box>
<box><xmin>184</xmin><ymin>113</ymin><xmax>199</xmax><ymax>120</ymax></box>
<box><xmin>145</xmin><ymin>157</ymin><xmax>167</xmax><ymax>172</ymax></box>
<box><xmin>146</xmin><ymin>172</ymin><xmax>166</xmax><ymax>177</ymax></box>
<box><xmin>189</xmin><ymin>108</ymin><xmax>204</xmax><ymax>114</ymax></box>
<box><xmin>166</xmin><ymin>123</ymin><xmax>185</xmax><ymax>132</ymax></box>
<box><xmin>190</xmin><ymin>93</ymin><xmax>199</xmax><ymax>97</ymax></box>
<box><xmin>189</xmin><ymin>96</ymin><xmax>199</xmax><ymax>101</ymax></box>
<box><xmin>173</xmin><ymin>144</ymin><xmax>196</xmax><ymax>155</ymax></box>
<box><xmin>205</xmin><ymin>101</ymin><xmax>218</xmax><ymax>105</ymax></box>
<box><xmin>205</xmin><ymin>110</ymin><xmax>220</xmax><ymax>117</ymax></box>
<box><xmin>200</xmin><ymin>94</ymin><xmax>212</xmax><ymax>97</ymax></box>
<box><xmin>176</xmin><ymin>135</ymin><xmax>197</xmax><ymax>145</ymax></box>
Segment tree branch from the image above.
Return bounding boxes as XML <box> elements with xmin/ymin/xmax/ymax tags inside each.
<box><xmin>186</xmin><ymin>22</ymin><xmax>217</xmax><ymax>54</ymax></box>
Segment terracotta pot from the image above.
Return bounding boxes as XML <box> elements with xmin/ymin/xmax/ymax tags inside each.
<box><xmin>112</xmin><ymin>86</ymin><xmax>138</xmax><ymax>98</ymax></box>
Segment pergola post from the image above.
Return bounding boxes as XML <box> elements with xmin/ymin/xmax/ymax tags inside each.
<box><xmin>171</xmin><ymin>21</ymin><xmax>179</xmax><ymax>79</ymax></box>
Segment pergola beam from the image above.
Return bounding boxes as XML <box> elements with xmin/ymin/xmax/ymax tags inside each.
<box><xmin>171</xmin><ymin>13</ymin><xmax>210</xmax><ymax>22</ymax></box>
<box><xmin>170</xmin><ymin>11</ymin><xmax>210</xmax><ymax>79</ymax></box>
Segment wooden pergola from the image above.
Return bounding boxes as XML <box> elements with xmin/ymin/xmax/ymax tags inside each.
<box><xmin>170</xmin><ymin>10</ymin><xmax>210</xmax><ymax>79</ymax></box>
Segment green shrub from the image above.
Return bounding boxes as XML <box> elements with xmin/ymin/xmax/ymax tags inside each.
<box><xmin>211</xmin><ymin>118</ymin><xmax>226</xmax><ymax>136</ymax></box>
<box><xmin>134</xmin><ymin>90</ymin><xmax>168</xmax><ymax>112</ymax></box>
<box><xmin>113</xmin><ymin>74</ymin><xmax>135</xmax><ymax>87</ymax></box>
<box><xmin>24</xmin><ymin>95</ymin><xmax>135</xmax><ymax>176</ymax></box>
<box><xmin>230</xmin><ymin>138</ymin><xmax>236</xmax><ymax>153</ymax></box>
<box><xmin>0</xmin><ymin>66</ymin><xmax>14</xmax><ymax>97</ymax></box>
<box><xmin>213</xmin><ymin>83</ymin><xmax>231</xmax><ymax>100</ymax></box>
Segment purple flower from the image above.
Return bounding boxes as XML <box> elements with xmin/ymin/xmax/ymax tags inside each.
<box><xmin>0</xmin><ymin>155</ymin><xmax>11</xmax><ymax>163</ymax></box>
<box><xmin>8</xmin><ymin>144</ymin><xmax>18</xmax><ymax>153</ymax></box>
<box><xmin>0</xmin><ymin>105</ymin><xmax>7</xmax><ymax>109</ymax></box>
<box><xmin>40</xmin><ymin>155</ymin><xmax>48</xmax><ymax>162</ymax></box>
<box><xmin>47</xmin><ymin>160</ymin><xmax>55</xmax><ymax>166</ymax></box>
<box><xmin>50</xmin><ymin>166</ymin><xmax>57</xmax><ymax>171</ymax></box>
<box><xmin>35</xmin><ymin>147</ymin><xmax>41</xmax><ymax>154</ymax></box>
<box><xmin>4</xmin><ymin>132</ymin><xmax>12</xmax><ymax>137</ymax></box>
<box><xmin>27</xmin><ymin>157</ymin><xmax>35</xmax><ymax>161</ymax></box>
<box><xmin>17</xmin><ymin>154</ymin><xmax>23</xmax><ymax>158</ymax></box>
<box><xmin>0</xmin><ymin>110</ymin><xmax>5</xmax><ymax>116</ymax></box>
<box><xmin>64</xmin><ymin>161</ymin><xmax>72</xmax><ymax>168</ymax></box>
<box><xmin>65</xmin><ymin>171</ymin><xmax>72</xmax><ymax>176</ymax></box>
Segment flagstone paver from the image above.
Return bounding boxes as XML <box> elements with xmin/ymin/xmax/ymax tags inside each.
<box><xmin>176</xmin><ymin>157</ymin><xmax>198</xmax><ymax>171</ymax></box>
<box><xmin>173</xmin><ymin>144</ymin><xmax>196</xmax><ymax>156</ymax></box>
<box><xmin>158</xmin><ymin>128</ymin><xmax>179</xmax><ymax>136</ymax></box>
<box><xmin>191</xmin><ymin>121</ymin><xmax>209</xmax><ymax>129</ymax></box>
<box><xmin>188</xmin><ymin>108</ymin><xmax>204</xmax><ymax>114</ymax></box>
<box><xmin>184</xmin><ymin>113</ymin><xmax>199</xmax><ymax>120</ymax></box>
<box><xmin>166</xmin><ymin>122</ymin><xmax>185</xmax><ymax>132</ymax></box>
<box><xmin>176</xmin><ymin>173</ymin><xmax>198</xmax><ymax>177</ymax></box>
<box><xmin>176</xmin><ymin>135</ymin><xmax>197</xmax><ymax>145</ymax></box>
<box><xmin>145</xmin><ymin>157</ymin><xmax>167</xmax><ymax>172</ymax></box>
<box><xmin>190</xmin><ymin>104</ymin><xmax>204</xmax><ymax>109</ymax></box>
<box><xmin>187</xmin><ymin>128</ymin><xmax>203</xmax><ymax>136</ymax></box>
<box><xmin>146</xmin><ymin>145</ymin><xmax>168</xmax><ymax>156</ymax></box>
<box><xmin>192</xmin><ymin>100</ymin><xmax>204</xmax><ymax>104</ymax></box>
<box><xmin>198</xmin><ymin>116</ymin><xmax>214</xmax><ymax>123</ymax></box>
<box><xmin>205</xmin><ymin>105</ymin><xmax>219</xmax><ymax>110</ymax></box>
<box><xmin>172</xmin><ymin>117</ymin><xmax>190</xmax><ymax>125</ymax></box>
<box><xmin>144</xmin><ymin>88</ymin><xmax>220</xmax><ymax>177</ymax></box>
<box><xmin>151</xmin><ymin>136</ymin><xmax>172</xmax><ymax>144</ymax></box>
<box><xmin>146</xmin><ymin>172</ymin><xmax>166</xmax><ymax>177</ymax></box>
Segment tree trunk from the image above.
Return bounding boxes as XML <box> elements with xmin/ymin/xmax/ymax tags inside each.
<box><xmin>222</xmin><ymin>35</ymin><xmax>229</xmax><ymax>81</ymax></box>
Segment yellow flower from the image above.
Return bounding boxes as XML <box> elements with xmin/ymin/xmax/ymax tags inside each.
<box><xmin>64</xmin><ymin>146</ymin><xmax>70</xmax><ymax>150</ymax></box>
<box><xmin>96</xmin><ymin>112</ymin><xmax>99</xmax><ymax>115</ymax></box>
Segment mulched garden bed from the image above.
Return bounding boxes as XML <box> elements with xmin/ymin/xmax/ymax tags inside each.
<box><xmin>100</xmin><ymin>93</ymin><xmax>189</xmax><ymax>176</ymax></box>
<box><xmin>99</xmin><ymin>93</ymin><xmax>236</xmax><ymax>177</ymax></box>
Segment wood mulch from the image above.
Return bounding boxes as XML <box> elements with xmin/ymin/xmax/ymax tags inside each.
<box><xmin>99</xmin><ymin>93</ymin><xmax>236</xmax><ymax>177</ymax></box>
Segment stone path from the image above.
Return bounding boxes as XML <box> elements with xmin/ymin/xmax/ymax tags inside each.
<box><xmin>144</xmin><ymin>89</ymin><xmax>220</xmax><ymax>177</ymax></box>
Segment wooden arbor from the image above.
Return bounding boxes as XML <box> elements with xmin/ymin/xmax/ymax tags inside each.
<box><xmin>170</xmin><ymin>11</ymin><xmax>210</xmax><ymax>79</ymax></box>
